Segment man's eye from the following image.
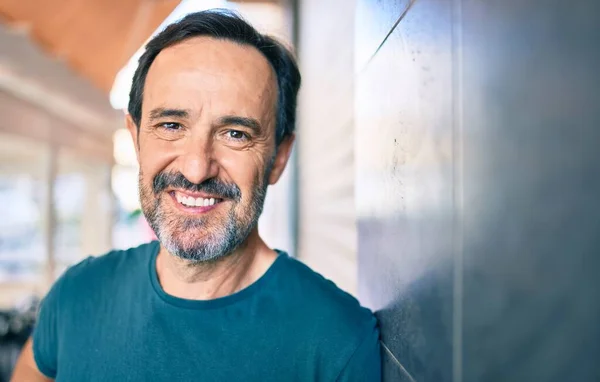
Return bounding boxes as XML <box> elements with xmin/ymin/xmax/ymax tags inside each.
<box><xmin>160</xmin><ymin>122</ymin><xmax>181</xmax><ymax>130</ymax></box>
<box><xmin>227</xmin><ymin>130</ymin><xmax>248</xmax><ymax>140</ymax></box>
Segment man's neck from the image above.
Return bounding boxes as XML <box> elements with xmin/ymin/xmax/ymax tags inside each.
<box><xmin>155</xmin><ymin>230</ymin><xmax>278</xmax><ymax>300</ymax></box>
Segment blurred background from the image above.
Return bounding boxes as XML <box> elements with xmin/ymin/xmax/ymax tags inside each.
<box><xmin>0</xmin><ymin>0</ymin><xmax>599</xmax><ymax>381</ymax></box>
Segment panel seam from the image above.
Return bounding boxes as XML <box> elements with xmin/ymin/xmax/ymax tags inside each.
<box><xmin>357</xmin><ymin>0</ymin><xmax>418</xmax><ymax>75</ymax></box>
<box><xmin>380</xmin><ymin>340</ymin><xmax>417</xmax><ymax>382</ymax></box>
<box><xmin>451</xmin><ymin>0</ymin><xmax>465</xmax><ymax>380</ymax></box>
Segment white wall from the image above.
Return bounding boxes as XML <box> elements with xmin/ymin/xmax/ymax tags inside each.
<box><xmin>296</xmin><ymin>0</ymin><xmax>358</xmax><ymax>295</ymax></box>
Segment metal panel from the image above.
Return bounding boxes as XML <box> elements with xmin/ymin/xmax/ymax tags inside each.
<box><xmin>356</xmin><ymin>0</ymin><xmax>454</xmax><ymax>379</ymax></box>
<box><xmin>356</xmin><ymin>0</ymin><xmax>600</xmax><ymax>380</ymax></box>
<box><xmin>460</xmin><ymin>1</ymin><xmax>600</xmax><ymax>380</ymax></box>
<box><xmin>355</xmin><ymin>0</ymin><xmax>413</xmax><ymax>71</ymax></box>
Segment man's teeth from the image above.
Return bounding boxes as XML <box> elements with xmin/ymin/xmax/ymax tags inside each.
<box><xmin>175</xmin><ymin>194</ymin><xmax>217</xmax><ymax>207</ymax></box>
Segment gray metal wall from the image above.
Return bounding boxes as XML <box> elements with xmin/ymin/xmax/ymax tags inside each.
<box><xmin>355</xmin><ymin>0</ymin><xmax>600</xmax><ymax>380</ymax></box>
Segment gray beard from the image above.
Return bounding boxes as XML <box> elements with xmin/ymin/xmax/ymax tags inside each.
<box><xmin>139</xmin><ymin>158</ymin><xmax>273</xmax><ymax>263</ymax></box>
<box><xmin>146</xmin><ymin>196</ymin><xmax>258</xmax><ymax>263</ymax></box>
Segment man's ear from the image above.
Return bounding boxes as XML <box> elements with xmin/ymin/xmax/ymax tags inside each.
<box><xmin>268</xmin><ymin>134</ymin><xmax>295</xmax><ymax>185</ymax></box>
<box><xmin>125</xmin><ymin>114</ymin><xmax>140</xmax><ymax>163</ymax></box>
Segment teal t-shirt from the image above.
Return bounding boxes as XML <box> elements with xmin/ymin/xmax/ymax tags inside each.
<box><xmin>33</xmin><ymin>241</ymin><xmax>381</xmax><ymax>381</ymax></box>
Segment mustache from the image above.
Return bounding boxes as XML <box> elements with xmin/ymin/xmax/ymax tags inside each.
<box><xmin>152</xmin><ymin>171</ymin><xmax>241</xmax><ymax>201</ymax></box>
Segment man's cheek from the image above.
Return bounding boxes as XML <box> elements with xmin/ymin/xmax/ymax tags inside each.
<box><xmin>140</xmin><ymin>140</ymin><xmax>178</xmax><ymax>169</ymax></box>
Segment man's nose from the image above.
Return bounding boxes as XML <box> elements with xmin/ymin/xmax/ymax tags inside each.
<box><xmin>179</xmin><ymin>137</ymin><xmax>219</xmax><ymax>185</ymax></box>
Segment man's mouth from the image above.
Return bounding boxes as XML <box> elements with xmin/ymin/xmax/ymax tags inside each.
<box><xmin>172</xmin><ymin>191</ymin><xmax>224</xmax><ymax>208</ymax></box>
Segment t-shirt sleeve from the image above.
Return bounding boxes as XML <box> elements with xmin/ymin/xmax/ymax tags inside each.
<box><xmin>335</xmin><ymin>325</ymin><xmax>382</xmax><ymax>382</ymax></box>
<box><xmin>32</xmin><ymin>275</ymin><xmax>63</xmax><ymax>379</ymax></box>
<box><xmin>32</xmin><ymin>257</ymin><xmax>93</xmax><ymax>378</ymax></box>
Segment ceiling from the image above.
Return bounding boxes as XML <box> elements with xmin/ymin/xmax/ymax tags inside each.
<box><xmin>0</xmin><ymin>0</ymin><xmax>284</xmax><ymax>162</ymax></box>
<box><xmin>0</xmin><ymin>0</ymin><xmax>180</xmax><ymax>93</ymax></box>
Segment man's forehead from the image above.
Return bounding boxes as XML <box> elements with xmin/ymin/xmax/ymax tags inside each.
<box><xmin>146</xmin><ymin>36</ymin><xmax>276</xmax><ymax>93</ymax></box>
<box><xmin>141</xmin><ymin>36</ymin><xmax>278</xmax><ymax>125</ymax></box>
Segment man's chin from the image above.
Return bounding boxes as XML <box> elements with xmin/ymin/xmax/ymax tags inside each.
<box><xmin>165</xmin><ymin>243</ymin><xmax>224</xmax><ymax>263</ymax></box>
<box><xmin>160</xmin><ymin>233</ymin><xmax>227</xmax><ymax>263</ymax></box>
<box><xmin>172</xmin><ymin>251</ymin><xmax>220</xmax><ymax>263</ymax></box>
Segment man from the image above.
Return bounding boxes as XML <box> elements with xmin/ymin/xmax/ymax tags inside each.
<box><xmin>12</xmin><ymin>10</ymin><xmax>381</xmax><ymax>381</ymax></box>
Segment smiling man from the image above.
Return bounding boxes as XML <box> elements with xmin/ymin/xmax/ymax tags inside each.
<box><xmin>12</xmin><ymin>10</ymin><xmax>381</xmax><ymax>382</ymax></box>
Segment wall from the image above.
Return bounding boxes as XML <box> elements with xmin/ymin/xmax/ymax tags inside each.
<box><xmin>356</xmin><ymin>0</ymin><xmax>600</xmax><ymax>380</ymax></box>
<box><xmin>239</xmin><ymin>0</ymin><xmax>299</xmax><ymax>258</ymax></box>
<box><xmin>297</xmin><ymin>0</ymin><xmax>358</xmax><ymax>294</ymax></box>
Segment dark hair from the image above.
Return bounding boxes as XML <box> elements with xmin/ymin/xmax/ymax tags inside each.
<box><xmin>128</xmin><ymin>9</ymin><xmax>301</xmax><ymax>144</ymax></box>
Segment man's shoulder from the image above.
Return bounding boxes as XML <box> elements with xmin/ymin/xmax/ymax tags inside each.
<box><xmin>59</xmin><ymin>241</ymin><xmax>158</xmax><ymax>289</ymax></box>
<box><xmin>278</xmin><ymin>254</ymin><xmax>377</xmax><ymax>338</ymax></box>
<box><xmin>275</xmin><ymin>254</ymin><xmax>380</xmax><ymax>377</ymax></box>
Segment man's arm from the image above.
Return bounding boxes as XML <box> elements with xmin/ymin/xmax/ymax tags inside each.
<box><xmin>15</xmin><ymin>257</ymin><xmax>91</xmax><ymax>381</ymax></box>
<box><xmin>11</xmin><ymin>338</ymin><xmax>54</xmax><ymax>382</ymax></box>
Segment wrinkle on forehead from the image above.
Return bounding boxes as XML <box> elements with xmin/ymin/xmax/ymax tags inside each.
<box><xmin>143</xmin><ymin>37</ymin><xmax>278</xmax><ymax>129</ymax></box>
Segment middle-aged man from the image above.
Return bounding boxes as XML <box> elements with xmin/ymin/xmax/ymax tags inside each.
<box><xmin>12</xmin><ymin>10</ymin><xmax>381</xmax><ymax>382</ymax></box>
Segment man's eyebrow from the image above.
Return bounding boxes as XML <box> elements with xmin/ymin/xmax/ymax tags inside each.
<box><xmin>217</xmin><ymin>115</ymin><xmax>263</xmax><ymax>134</ymax></box>
<box><xmin>148</xmin><ymin>108</ymin><xmax>190</xmax><ymax>121</ymax></box>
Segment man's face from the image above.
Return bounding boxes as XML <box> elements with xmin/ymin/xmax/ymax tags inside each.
<box><xmin>127</xmin><ymin>37</ymin><xmax>293</xmax><ymax>262</ymax></box>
